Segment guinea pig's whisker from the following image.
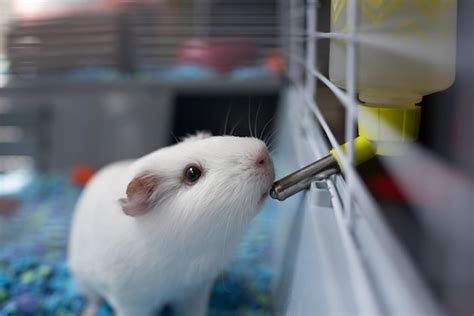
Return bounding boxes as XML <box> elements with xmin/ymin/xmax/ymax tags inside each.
<box><xmin>170</xmin><ymin>132</ymin><xmax>180</xmax><ymax>144</ymax></box>
<box><xmin>229</xmin><ymin>119</ymin><xmax>242</xmax><ymax>136</ymax></box>
<box><xmin>254</xmin><ymin>102</ymin><xmax>261</xmax><ymax>139</ymax></box>
<box><xmin>267</xmin><ymin>140</ymin><xmax>278</xmax><ymax>152</ymax></box>
<box><xmin>222</xmin><ymin>104</ymin><xmax>232</xmax><ymax>135</ymax></box>
<box><xmin>247</xmin><ymin>103</ymin><xmax>253</xmax><ymax>137</ymax></box>
<box><xmin>264</xmin><ymin>131</ymin><xmax>278</xmax><ymax>147</ymax></box>
<box><xmin>267</xmin><ymin>134</ymin><xmax>277</xmax><ymax>144</ymax></box>
<box><xmin>264</xmin><ymin>128</ymin><xmax>276</xmax><ymax>142</ymax></box>
<box><xmin>259</xmin><ymin>117</ymin><xmax>274</xmax><ymax>140</ymax></box>
<box><xmin>264</xmin><ymin>135</ymin><xmax>274</xmax><ymax>147</ymax></box>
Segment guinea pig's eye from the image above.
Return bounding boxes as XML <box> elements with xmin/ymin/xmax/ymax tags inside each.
<box><xmin>184</xmin><ymin>165</ymin><xmax>202</xmax><ymax>184</ymax></box>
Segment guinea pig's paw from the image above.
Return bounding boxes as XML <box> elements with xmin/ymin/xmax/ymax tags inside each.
<box><xmin>181</xmin><ymin>131</ymin><xmax>212</xmax><ymax>143</ymax></box>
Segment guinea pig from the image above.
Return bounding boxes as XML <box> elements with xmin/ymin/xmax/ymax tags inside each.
<box><xmin>67</xmin><ymin>132</ymin><xmax>275</xmax><ymax>316</ymax></box>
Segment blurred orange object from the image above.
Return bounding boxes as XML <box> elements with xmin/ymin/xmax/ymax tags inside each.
<box><xmin>265</xmin><ymin>49</ymin><xmax>285</xmax><ymax>72</ymax></box>
<box><xmin>71</xmin><ymin>165</ymin><xmax>95</xmax><ymax>187</ymax></box>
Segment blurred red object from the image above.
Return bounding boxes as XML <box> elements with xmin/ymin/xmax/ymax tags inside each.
<box><xmin>366</xmin><ymin>173</ymin><xmax>408</xmax><ymax>203</ymax></box>
<box><xmin>176</xmin><ymin>38</ymin><xmax>257</xmax><ymax>73</ymax></box>
<box><xmin>71</xmin><ymin>165</ymin><xmax>96</xmax><ymax>187</ymax></box>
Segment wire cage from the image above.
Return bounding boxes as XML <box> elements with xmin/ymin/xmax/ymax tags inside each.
<box><xmin>279</xmin><ymin>0</ymin><xmax>473</xmax><ymax>315</ymax></box>
<box><xmin>0</xmin><ymin>0</ymin><xmax>473</xmax><ymax>315</ymax></box>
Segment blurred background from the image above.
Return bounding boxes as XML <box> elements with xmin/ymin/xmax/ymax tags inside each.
<box><xmin>0</xmin><ymin>0</ymin><xmax>283</xmax><ymax>171</ymax></box>
<box><xmin>0</xmin><ymin>0</ymin><xmax>473</xmax><ymax>315</ymax></box>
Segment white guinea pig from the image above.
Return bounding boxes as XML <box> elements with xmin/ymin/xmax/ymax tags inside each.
<box><xmin>67</xmin><ymin>132</ymin><xmax>275</xmax><ymax>316</ymax></box>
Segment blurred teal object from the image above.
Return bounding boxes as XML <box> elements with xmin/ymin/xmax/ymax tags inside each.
<box><xmin>138</xmin><ymin>65</ymin><xmax>218</xmax><ymax>80</ymax></box>
<box><xmin>161</xmin><ymin>65</ymin><xmax>218</xmax><ymax>80</ymax></box>
<box><xmin>230</xmin><ymin>66</ymin><xmax>273</xmax><ymax>80</ymax></box>
<box><xmin>0</xmin><ymin>172</ymin><xmax>278</xmax><ymax>315</ymax></box>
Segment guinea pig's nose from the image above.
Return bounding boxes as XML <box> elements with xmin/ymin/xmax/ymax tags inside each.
<box><xmin>255</xmin><ymin>151</ymin><xmax>270</xmax><ymax>168</ymax></box>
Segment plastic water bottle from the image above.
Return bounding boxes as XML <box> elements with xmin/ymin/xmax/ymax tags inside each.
<box><xmin>330</xmin><ymin>0</ymin><xmax>457</xmax><ymax>106</ymax></box>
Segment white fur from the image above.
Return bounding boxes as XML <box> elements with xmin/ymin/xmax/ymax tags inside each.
<box><xmin>67</xmin><ymin>135</ymin><xmax>274</xmax><ymax>316</ymax></box>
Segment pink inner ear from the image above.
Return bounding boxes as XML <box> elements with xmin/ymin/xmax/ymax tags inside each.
<box><xmin>119</xmin><ymin>172</ymin><xmax>157</xmax><ymax>217</ymax></box>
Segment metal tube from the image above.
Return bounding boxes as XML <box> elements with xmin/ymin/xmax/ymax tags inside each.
<box><xmin>270</xmin><ymin>154</ymin><xmax>339</xmax><ymax>201</ymax></box>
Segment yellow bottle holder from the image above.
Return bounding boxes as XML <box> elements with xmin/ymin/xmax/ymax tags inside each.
<box><xmin>329</xmin><ymin>103</ymin><xmax>422</xmax><ymax>168</ymax></box>
<box><xmin>358</xmin><ymin>103</ymin><xmax>421</xmax><ymax>155</ymax></box>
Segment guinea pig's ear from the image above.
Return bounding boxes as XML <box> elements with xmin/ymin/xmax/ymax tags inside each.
<box><xmin>118</xmin><ymin>172</ymin><xmax>158</xmax><ymax>217</ymax></box>
<box><xmin>181</xmin><ymin>131</ymin><xmax>212</xmax><ymax>143</ymax></box>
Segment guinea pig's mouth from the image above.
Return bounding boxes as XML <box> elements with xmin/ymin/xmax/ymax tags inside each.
<box><xmin>259</xmin><ymin>191</ymin><xmax>269</xmax><ymax>204</ymax></box>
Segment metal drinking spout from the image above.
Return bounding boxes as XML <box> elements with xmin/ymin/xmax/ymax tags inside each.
<box><xmin>270</xmin><ymin>154</ymin><xmax>339</xmax><ymax>201</ymax></box>
<box><xmin>270</xmin><ymin>136</ymin><xmax>377</xmax><ymax>201</ymax></box>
